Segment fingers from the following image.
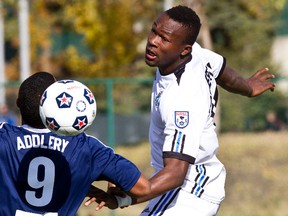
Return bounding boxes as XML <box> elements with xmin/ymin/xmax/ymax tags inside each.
<box><xmin>84</xmin><ymin>197</ymin><xmax>96</xmax><ymax>207</ymax></box>
<box><xmin>246</xmin><ymin>67</ymin><xmax>277</xmax><ymax>96</ymax></box>
<box><xmin>255</xmin><ymin>67</ymin><xmax>269</xmax><ymax>75</ymax></box>
<box><xmin>254</xmin><ymin>68</ymin><xmax>275</xmax><ymax>80</ymax></box>
<box><xmin>84</xmin><ymin>198</ymin><xmax>106</xmax><ymax>211</ymax></box>
<box><xmin>259</xmin><ymin>73</ymin><xmax>275</xmax><ymax>81</ymax></box>
<box><xmin>95</xmin><ymin>201</ymin><xmax>106</xmax><ymax>211</ymax></box>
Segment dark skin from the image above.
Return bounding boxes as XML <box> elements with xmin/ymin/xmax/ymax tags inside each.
<box><xmin>86</xmin><ymin>12</ymin><xmax>276</xmax><ymax>209</ymax></box>
<box><xmin>134</xmin><ymin>158</ymin><xmax>189</xmax><ymax>204</ymax></box>
<box><xmin>145</xmin><ymin>13</ymin><xmax>275</xmax><ymax>96</ymax></box>
<box><xmin>85</xmin><ymin>174</ymin><xmax>152</xmax><ymax>209</ymax></box>
<box><xmin>145</xmin><ymin>13</ymin><xmax>192</xmax><ymax>75</ymax></box>
<box><xmin>217</xmin><ymin>66</ymin><xmax>275</xmax><ymax>97</ymax></box>
<box><xmin>133</xmin><ymin>13</ymin><xmax>275</xmax><ymax>204</ymax></box>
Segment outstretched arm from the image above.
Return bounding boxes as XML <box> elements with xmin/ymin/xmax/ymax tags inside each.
<box><xmin>133</xmin><ymin>158</ymin><xmax>189</xmax><ymax>204</ymax></box>
<box><xmin>85</xmin><ymin>174</ymin><xmax>152</xmax><ymax>210</ymax></box>
<box><xmin>216</xmin><ymin>67</ymin><xmax>276</xmax><ymax>97</ymax></box>
<box><xmin>85</xmin><ymin>158</ymin><xmax>189</xmax><ymax>208</ymax></box>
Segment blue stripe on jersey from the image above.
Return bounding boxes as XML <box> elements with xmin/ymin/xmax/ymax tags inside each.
<box><xmin>191</xmin><ymin>165</ymin><xmax>210</xmax><ymax>197</ymax></box>
<box><xmin>148</xmin><ymin>188</ymin><xmax>181</xmax><ymax>216</ymax></box>
<box><xmin>171</xmin><ymin>129</ymin><xmax>185</xmax><ymax>153</ymax></box>
<box><xmin>152</xmin><ymin>190</ymin><xmax>174</xmax><ymax>215</ymax></box>
<box><xmin>176</xmin><ymin>131</ymin><xmax>182</xmax><ymax>152</ymax></box>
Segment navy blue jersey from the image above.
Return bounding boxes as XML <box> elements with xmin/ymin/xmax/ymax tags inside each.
<box><xmin>0</xmin><ymin>122</ymin><xmax>141</xmax><ymax>216</ymax></box>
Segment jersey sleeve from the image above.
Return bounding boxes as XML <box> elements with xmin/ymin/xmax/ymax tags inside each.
<box><xmin>202</xmin><ymin>48</ymin><xmax>226</xmax><ymax>79</ymax></box>
<box><xmin>100</xmin><ymin>153</ymin><xmax>141</xmax><ymax>192</ymax></box>
<box><xmin>89</xmin><ymin>138</ymin><xmax>141</xmax><ymax>192</ymax></box>
<box><xmin>192</xmin><ymin>42</ymin><xmax>226</xmax><ymax>79</ymax></box>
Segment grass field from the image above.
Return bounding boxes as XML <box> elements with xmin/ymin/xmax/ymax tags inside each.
<box><xmin>77</xmin><ymin>131</ymin><xmax>288</xmax><ymax>216</ymax></box>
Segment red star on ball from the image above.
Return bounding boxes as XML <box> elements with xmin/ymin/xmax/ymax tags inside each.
<box><xmin>57</xmin><ymin>93</ymin><xmax>72</xmax><ymax>107</ymax></box>
<box><xmin>75</xmin><ymin>117</ymin><xmax>87</xmax><ymax>129</ymax></box>
<box><xmin>47</xmin><ymin>119</ymin><xmax>58</xmax><ymax>130</ymax></box>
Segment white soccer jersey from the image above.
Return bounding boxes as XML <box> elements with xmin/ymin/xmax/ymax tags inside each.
<box><xmin>149</xmin><ymin>42</ymin><xmax>226</xmax><ymax>205</ymax></box>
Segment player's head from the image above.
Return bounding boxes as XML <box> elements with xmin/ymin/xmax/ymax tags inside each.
<box><xmin>145</xmin><ymin>5</ymin><xmax>201</xmax><ymax>74</ymax></box>
<box><xmin>17</xmin><ymin>71</ymin><xmax>56</xmax><ymax>128</ymax></box>
<box><xmin>166</xmin><ymin>5</ymin><xmax>201</xmax><ymax>45</ymax></box>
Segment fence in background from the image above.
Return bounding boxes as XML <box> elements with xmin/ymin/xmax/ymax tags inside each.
<box><xmin>0</xmin><ymin>77</ymin><xmax>154</xmax><ymax>149</ymax></box>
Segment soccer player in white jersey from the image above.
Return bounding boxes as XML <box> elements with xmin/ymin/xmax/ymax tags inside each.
<box><xmin>86</xmin><ymin>5</ymin><xmax>276</xmax><ymax>216</ymax></box>
<box><xmin>137</xmin><ymin>5</ymin><xmax>275</xmax><ymax>216</ymax></box>
<box><xmin>0</xmin><ymin>72</ymin><xmax>152</xmax><ymax>216</ymax></box>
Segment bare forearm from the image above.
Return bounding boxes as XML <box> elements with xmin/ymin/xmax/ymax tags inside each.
<box><xmin>217</xmin><ymin>66</ymin><xmax>275</xmax><ymax>97</ymax></box>
<box><xmin>217</xmin><ymin>66</ymin><xmax>252</xmax><ymax>96</ymax></box>
<box><xmin>132</xmin><ymin>158</ymin><xmax>189</xmax><ymax>205</ymax></box>
<box><xmin>132</xmin><ymin>171</ymin><xmax>182</xmax><ymax>204</ymax></box>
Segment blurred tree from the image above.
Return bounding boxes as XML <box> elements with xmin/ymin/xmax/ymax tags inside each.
<box><xmin>3</xmin><ymin>0</ymin><xmax>162</xmax><ymax>113</ymax></box>
<box><xmin>3</xmin><ymin>0</ymin><xmax>62</xmax><ymax>79</ymax></box>
<box><xmin>3</xmin><ymin>0</ymin><xmax>162</xmax><ymax>79</ymax></box>
<box><xmin>49</xmin><ymin>0</ymin><xmax>162</xmax><ymax>78</ymax></box>
<box><xmin>177</xmin><ymin>0</ymin><xmax>287</xmax><ymax>131</ymax></box>
<box><xmin>3</xmin><ymin>0</ymin><xmax>287</xmax><ymax>128</ymax></box>
<box><xmin>203</xmin><ymin>0</ymin><xmax>287</xmax><ymax>131</ymax></box>
<box><xmin>205</xmin><ymin>0</ymin><xmax>285</xmax><ymax>72</ymax></box>
<box><xmin>55</xmin><ymin>0</ymin><xmax>162</xmax><ymax>113</ymax></box>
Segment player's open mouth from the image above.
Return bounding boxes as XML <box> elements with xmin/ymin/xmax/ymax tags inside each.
<box><xmin>146</xmin><ymin>49</ymin><xmax>157</xmax><ymax>60</ymax></box>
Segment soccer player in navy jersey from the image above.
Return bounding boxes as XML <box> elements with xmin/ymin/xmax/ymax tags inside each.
<box><xmin>86</xmin><ymin>5</ymin><xmax>276</xmax><ymax>216</ymax></box>
<box><xmin>0</xmin><ymin>71</ymin><xmax>151</xmax><ymax>216</ymax></box>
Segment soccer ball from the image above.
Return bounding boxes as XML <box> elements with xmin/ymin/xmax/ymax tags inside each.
<box><xmin>39</xmin><ymin>80</ymin><xmax>97</xmax><ymax>136</ymax></box>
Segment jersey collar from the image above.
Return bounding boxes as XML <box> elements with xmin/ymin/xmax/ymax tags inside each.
<box><xmin>22</xmin><ymin>124</ymin><xmax>51</xmax><ymax>133</ymax></box>
<box><xmin>174</xmin><ymin>55</ymin><xmax>192</xmax><ymax>84</ymax></box>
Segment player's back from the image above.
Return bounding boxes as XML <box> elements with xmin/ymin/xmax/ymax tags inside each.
<box><xmin>0</xmin><ymin>122</ymin><xmax>114</xmax><ymax>216</ymax></box>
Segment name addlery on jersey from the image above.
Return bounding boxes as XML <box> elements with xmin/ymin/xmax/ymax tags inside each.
<box><xmin>17</xmin><ymin>134</ymin><xmax>69</xmax><ymax>152</ymax></box>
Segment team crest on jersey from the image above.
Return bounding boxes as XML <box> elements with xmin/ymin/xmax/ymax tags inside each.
<box><xmin>175</xmin><ymin>111</ymin><xmax>189</xmax><ymax>128</ymax></box>
<box><xmin>56</xmin><ymin>92</ymin><xmax>73</xmax><ymax>108</ymax></box>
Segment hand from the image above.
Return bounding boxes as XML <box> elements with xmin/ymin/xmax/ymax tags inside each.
<box><xmin>85</xmin><ymin>185</ymin><xmax>118</xmax><ymax>210</ymax></box>
<box><xmin>107</xmin><ymin>185</ymin><xmax>131</xmax><ymax>209</ymax></box>
<box><xmin>107</xmin><ymin>185</ymin><xmax>126</xmax><ymax>197</ymax></box>
<box><xmin>246</xmin><ymin>68</ymin><xmax>276</xmax><ymax>97</ymax></box>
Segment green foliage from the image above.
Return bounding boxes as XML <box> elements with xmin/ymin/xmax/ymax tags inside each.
<box><xmin>205</xmin><ymin>0</ymin><xmax>284</xmax><ymax>72</ymax></box>
<box><xmin>219</xmin><ymin>88</ymin><xmax>288</xmax><ymax>132</ymax></box>
<box><xmin>204</xmin><ymin>0</ymin><xmax>288</xmax><ymax>131</ymax></box>
<box><xmin>2</xmin><ymin>0</ymin><xmax>288</xmax><ymax>130</ymax></box>
<box><xmin>50</xmin><ymin>0</ymin><xmax>161</xmax><ymax>78</ymax></box>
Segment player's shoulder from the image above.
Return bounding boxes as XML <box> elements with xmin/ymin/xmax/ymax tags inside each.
<box><xmin>0</xmin><ymin>123</ymin><xmax>22</xmax><ymax>143</ymax></box>
<box><xmin>82</xmin><ymin>133</ymin><xmax>113</xmax><ymax>150</ymax></box>
<box><xmin>0</xmin><ymin>121</ymin><xmax>5</xmax><ymax>128</ymax></box>
<box><xmin>0</xmin><ymin>122</ymin><xmax>18</xmax><ymax>132</ymax></box>
<box><xmin>0</xmin><ymin>122</ymin><xmax>6</xmax><ymax>134</ymax></box>
<box><xmin>191</xmin><ymin>42</ymin><xmax>225</xmax><ymax>76</ymax></box>
<box><xmin>192</xmin><ymin>42</ymin><xmax>222</xmax><ymax>58</ymax></box>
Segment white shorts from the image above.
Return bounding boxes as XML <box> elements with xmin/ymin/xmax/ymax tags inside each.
<box><xmin>140</xmin><ymin>188</ymin><xmax>221</xmax><ymax>216</ymax></box>
<box><xmin>15</xmin><ymin>210</ymin><xmax>58</xmax><ymax>216</ymax></box>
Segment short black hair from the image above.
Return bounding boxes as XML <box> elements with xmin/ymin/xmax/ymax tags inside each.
<box><xmin>17</xmin><ymin>71</ymin><xmax>56</xmax><ymax>128</ymax></box>
<box><xmin>166</xmin><ymin>5</ymin><xmax>201</xmax><ymax>45</ymax></box>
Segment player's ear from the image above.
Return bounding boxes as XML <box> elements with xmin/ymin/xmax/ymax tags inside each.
<box><xmin>180</xmin><ymin>44</ymin><xmax>192</xmax><ymax>57</ymax></box>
